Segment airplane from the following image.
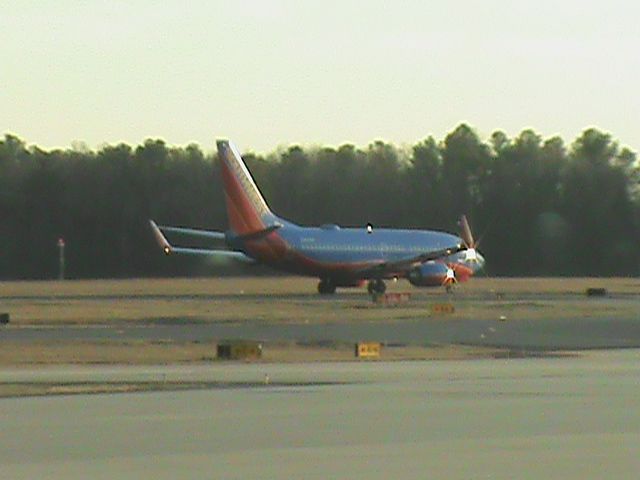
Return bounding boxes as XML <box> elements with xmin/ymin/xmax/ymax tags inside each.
<box><xmin>150</xmin><ymin>140</ymin><xmax>485</xmax><ymax>294</ymax></box>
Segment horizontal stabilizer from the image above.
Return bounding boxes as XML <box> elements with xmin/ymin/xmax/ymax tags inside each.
<box><xmin>157</xmin><ymin>225</ymin><xmax>226</xmax><ymax>241</ymax></box>
<box><xmin>149</xmin><ymin>220</ymin><xmax>254</xmax><ymax>263</ymax></box>
<box><xmin>165</xmin><ymin>247</ymin><xmax>254</xmax><ymax>263</ymax></box>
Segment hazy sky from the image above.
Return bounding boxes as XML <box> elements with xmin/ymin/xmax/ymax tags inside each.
<box><xmin>1</xmin><ymin>0</ymin><xmax>639</xmax><ymax>153</ymax></box>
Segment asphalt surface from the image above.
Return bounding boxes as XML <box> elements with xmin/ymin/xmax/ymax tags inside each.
<box><xmin>2</xmin><ymin>352</ymin><xmax>640</xmax><ymax>479</ymax></box>
<box><xmin>2</xmin><ymin>315</ymin><xmax>640</xmax><ymax>350</ymax></box>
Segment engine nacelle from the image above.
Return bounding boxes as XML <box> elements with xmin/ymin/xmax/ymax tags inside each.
<box><xmin>407</xmin><ymin>262</ymin><xmax>450</xmax><ymax>287</ymax></box>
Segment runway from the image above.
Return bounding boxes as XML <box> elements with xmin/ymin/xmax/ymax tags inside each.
<box><xmin>2</xmin><ymin>350</ymin><xmax>640</xmax><ymax>479</ymax></box>
<box><xmin>3</xmin><ymin>315</ymin><xmax>640</xmax><ymax>350</ymax></box>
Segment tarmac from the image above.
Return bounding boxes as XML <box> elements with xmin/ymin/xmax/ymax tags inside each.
<box><xmin>2</xmin><ymin>351</ymin><xmax>640</xmax><ymax>479</ymax></box>
<box><xmin>3</xmin><ymin>314</ymin><xmax>640</xmax><ymax>350</ymax></box>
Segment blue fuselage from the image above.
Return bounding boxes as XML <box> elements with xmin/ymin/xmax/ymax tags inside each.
<box><xmin>229</xmin><ymin>214</ymin><xmax>465</xmax><ymax>282</ymax></box>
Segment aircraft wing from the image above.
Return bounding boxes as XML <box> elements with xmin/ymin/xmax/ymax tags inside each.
<box><xmin>149</xmin><ymin>220</ymin><xmax>255</xmax><ymax>263</ymax></box>
<box><xmin>357</xmin><ymin>244</ymin><xmax>465</xmax><ymax>278</ymax></box>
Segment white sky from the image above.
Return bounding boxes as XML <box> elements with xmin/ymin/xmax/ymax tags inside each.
<box><xmin>1</xmin><ymin>0</ymin><xmax>639</xmax><ymax>153</ymax></box>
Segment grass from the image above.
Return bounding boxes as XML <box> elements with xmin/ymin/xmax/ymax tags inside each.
<box><xmin>0</xmin><ymin>276</ymin><xmax>638</xmax><ymax>325</ymax></box>
<box><xmin>0</xmin><ymin>340</ymin><xmax>508</xmax><ymax>367</ymax></box>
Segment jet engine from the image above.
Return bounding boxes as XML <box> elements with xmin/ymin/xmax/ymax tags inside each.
<box><xmin>407</xmin><ymin>262</ymin><xmax>454</xmax><ymax>287</ymax></box>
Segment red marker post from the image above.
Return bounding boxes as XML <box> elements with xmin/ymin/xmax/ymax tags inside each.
<box><xmin>57</xmin><ymin>238</ymin><xmax>65</xmax><ymax>280</ymax></box>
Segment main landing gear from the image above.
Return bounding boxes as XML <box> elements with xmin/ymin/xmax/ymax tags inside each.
<box><xmin>367</xmin><ymin>279</ymin><xmax>386</xmax><ymax>295</ymax></box>
<box><xmin>317</xmin><ymin>278</ymin><xmax>386</xmax><ymax>295</ymax></box>
<box><xmin>317</xmin><ymin>279</ymin><xmax>337</xmax><ymax>295</ymax></box>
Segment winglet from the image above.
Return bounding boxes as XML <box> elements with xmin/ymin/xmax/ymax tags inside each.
<box><xmin>459</xmin><ymin>215</ymin><xmax>475</xmax><ymax>248</ymax></box>
<box><xmin>149</xmin><ymin>220</ymin><xmax>172</xmax><ymax>255</ymax></box>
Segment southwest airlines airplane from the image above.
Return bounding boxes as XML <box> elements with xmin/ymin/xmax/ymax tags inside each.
<box><xmin>150</xmin><ymin>140</ymin><xmax>484</xmax><ymax>294</ymax></box>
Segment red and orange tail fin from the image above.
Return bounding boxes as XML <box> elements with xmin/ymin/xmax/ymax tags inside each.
<box><xmin>217</xmin><ymin>140</ymin><xmax>272</xmax><ymax>235</ymax></box>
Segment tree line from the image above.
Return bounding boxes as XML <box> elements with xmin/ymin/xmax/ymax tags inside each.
<box><xmin>0</xmin><ymin>124</ymin><xmax>638</xmax><ymax>279</ymax></box>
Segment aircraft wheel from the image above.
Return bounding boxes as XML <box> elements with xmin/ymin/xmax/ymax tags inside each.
<box><xmin>367</xmin><ymin>279</ymin><xmax>386</xmax><ymax>295</ymax></box>
<box><xmin>318</xmin><ymin>279</ymin><xmax>336</xmax><ymax>295</ymax></box>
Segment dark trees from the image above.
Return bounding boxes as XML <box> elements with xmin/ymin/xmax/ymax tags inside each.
<box><xmin>0</xmin><ymin>125</ymin><xmax>637</xmax><ymax>279</ymax></box>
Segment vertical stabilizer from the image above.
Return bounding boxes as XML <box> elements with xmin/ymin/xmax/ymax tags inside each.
<box><xmin>217</xmin><ymin>140</ymin><xmax>272</xmax><ymax>235</ymax></box>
